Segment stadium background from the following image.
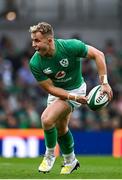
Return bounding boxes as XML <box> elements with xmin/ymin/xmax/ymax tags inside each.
<box><xmin>0</xmin><ymin>0</ymin><xmax>122</xmax><ymax>159</ymax></box>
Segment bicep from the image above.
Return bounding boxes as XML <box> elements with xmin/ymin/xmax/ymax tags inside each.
<box><xmin>86</xmin><ymin>45</ymin><xmax>103</xmax><ymax>59</ymax></box>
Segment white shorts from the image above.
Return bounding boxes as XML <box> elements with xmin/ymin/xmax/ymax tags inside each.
<box><xmin>47</xmin><ymin>82</ymin><xmax>87</xmax><ymax>111</ymax></box>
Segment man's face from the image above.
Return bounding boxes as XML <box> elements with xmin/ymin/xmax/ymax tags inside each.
<box><xmin>31</xmin><ymin>32</ymin><xmax>50</xmax><ymax>56</ymax></box>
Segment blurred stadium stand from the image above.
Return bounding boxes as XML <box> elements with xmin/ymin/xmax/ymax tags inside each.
<box><xmin>0</xmin><ymin>0</ymin><xmax>122</xmax><ymax>130</ymax></box>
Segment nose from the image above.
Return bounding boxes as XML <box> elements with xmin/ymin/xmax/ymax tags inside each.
<box><xmin>32</xmin><ymin>41</ymin><xmax>36</xmax><ymax>48</ymax></box>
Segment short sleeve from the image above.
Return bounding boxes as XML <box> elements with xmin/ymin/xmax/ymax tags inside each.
<box><xmin>64</xmin><ymin>39</ymin><xmax>88</xmax><ymax>57</ymax></box>
<box><xmin>29</xmin><ymin>63</ymin><xmax>48</xmax><ymax>82</ymax></box>
<box><xmin>29</xmin><ymin>52</ymin><xmax>49</xmax><ymax>82</ymax></box>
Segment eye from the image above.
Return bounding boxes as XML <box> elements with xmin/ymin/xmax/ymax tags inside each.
<box><xmin>35</xmin><ymin>39</ymin><xmax>39</xmax><ymax>42</ymax></box>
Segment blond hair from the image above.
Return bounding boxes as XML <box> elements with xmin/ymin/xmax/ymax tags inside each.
<box><xmin>29</xmin><ymin>22</ymin><xmax>54</xmax><ymax>37</ymax></box>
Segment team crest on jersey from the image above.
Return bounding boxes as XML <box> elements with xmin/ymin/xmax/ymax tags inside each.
<box><xmin>43</xmin><ymin>67</ymin><xmax>52</xmax><ymax>74</ymax></box>
<box><xmin>59</xmin><ymin>59</ymin><xmax>69</xmax><ymax>67</ymax></box>
<box><xmin>55</xmin><ymin>71</ymin><xmax>66</xmax><ymax>79</ymax></box>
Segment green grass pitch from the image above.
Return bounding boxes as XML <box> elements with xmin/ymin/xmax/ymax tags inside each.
<box><xmin>0</xmin><ymin>156</ymin><xmax>122</xmax><ymax>179</ymax></box>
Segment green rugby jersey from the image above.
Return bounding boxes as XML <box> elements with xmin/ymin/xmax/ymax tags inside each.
<box><xmin>29</xmin><ymin>39</ymin><xmax>88</xmax><ymax>90</ymax></box>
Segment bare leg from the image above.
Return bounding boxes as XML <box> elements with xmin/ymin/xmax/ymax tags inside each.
<box><xmin>41</xmin><ymin>99</ymin><xmax>71</xmax><ymax>130</ymax></box>
<box><xmin>38</xmin><ymin>100</ymin><xmax>72</xmax><ymax>173</ymax></box>
<box><xmin>56</xmin><ymin>110</ymin><xmax>80</xmax><ymax>174</ymax></box>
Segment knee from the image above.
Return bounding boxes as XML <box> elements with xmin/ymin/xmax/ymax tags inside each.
<box><xmin>41</xmin><ymin>114</ymin><xmax>54</xmax><ymax>129</ymax></box>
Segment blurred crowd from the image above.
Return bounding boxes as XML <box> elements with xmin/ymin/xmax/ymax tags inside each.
<box><xmin>0</xmin><ymin>34</ymin><xmax>122</xmax><ymax>131</ymax></box>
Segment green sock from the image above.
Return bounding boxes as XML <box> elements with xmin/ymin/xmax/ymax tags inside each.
<box><xmin>57</xmin><ymin>130</ymin><xmax>74</xmax><ymax>154</ymax></box>
<box><xmin>44</xmin><ymin>127</ymin><xmax>57</xmax><ymax>148</ymax></box>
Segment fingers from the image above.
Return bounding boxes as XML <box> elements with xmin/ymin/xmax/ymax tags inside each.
<box><xmin>75</xmin><ymin>96</ymin><xmax>87</xmax><ymax>104</ymax></box>
<box><xmin>108</xmin><ymin>90</ymin><xmax>113</xmax><ymax>101</ymax></box>
<box><xmin>101</xmin><ymin>89</ymin><xmax>113</xmax><ymax>101</ymax></box>
<box><xmin>101</xmin><ymin>84</ymin><xmax>113</xmax><ymax>101</ymax></box>
<box><xmin>79</xmin><ymin>96</ymin><xmax>87</xmax><ymax>104</ymax></box>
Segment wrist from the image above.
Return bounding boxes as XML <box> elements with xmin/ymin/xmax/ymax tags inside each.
<box><xmin>74</xmin><ymin>95</ymin><xmax>81</xmax><ymax>102</ymax></box>
<box><xmin>99</xmin><ymin>74</ymin><xmax>108</xmax><ymax>85</ymax></box>
<box><xmin>67</xmin><ymin>93</ymin><xmax>80</xmax><ymax>102</ymax></box>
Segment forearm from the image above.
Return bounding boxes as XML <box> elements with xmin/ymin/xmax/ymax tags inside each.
<box><xmin>46</xmin><ymin>86</ymin><xmax>87</xmax><ymax>103</ymax></box>
<box><xmin>94</xmin><ymin>52</ymin><xmax>107</xmax><ymax>75</ymax></box>
<box><xmin>46</xmin><ymin>85</ymin><xmax>70</xmax><ymax>100</ymax></box>
<box><xmin>39</xmin><ymin>79</ymin><xmax>87</xmax><ymax>103</ymax></box>
<box><xmin>94</xmin><ymin>52</ymin><xmax>108</xmax><ymax>84</ymax></box>
<box><xmin>87</xmin><ymin>45</ymin><xmax>108</xmax><ymax>85</ymax></box>
<box><xmin>40</xmin><ymin>84</ymin><xmax>77</xmax><ymax>101</ymax></box>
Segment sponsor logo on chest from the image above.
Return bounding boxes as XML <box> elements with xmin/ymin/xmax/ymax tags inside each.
<box><xmin>55</xmin><ymin>71</ymin><xmax>66</xmax><ymax>79</ymax></box>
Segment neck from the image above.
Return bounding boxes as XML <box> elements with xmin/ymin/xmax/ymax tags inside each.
<box><xmin>47</xmin><ymin>40</ymin><xmax>56</xmax><ymax>57</ymax></box>
<box><xmin>49</xmin><ymin>41</ymin><xmax>56</xmax><ymax>56</ymax></box>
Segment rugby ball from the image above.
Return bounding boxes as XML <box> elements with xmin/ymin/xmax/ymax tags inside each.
<box><xmin>87</xmin><ymin>85</ymin><xmax>109</xmax><ymax>111</ymax></box>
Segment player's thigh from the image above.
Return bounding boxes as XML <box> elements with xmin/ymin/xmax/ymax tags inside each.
<box><xmin>41</xmin><ymin>99</ymin><xmax>71</xmax><ymax>127</ymax></box>
<box><xmin>56</xmin><ymin>113</ymin><xmax>71</xmax><ymax>136</ymax></box>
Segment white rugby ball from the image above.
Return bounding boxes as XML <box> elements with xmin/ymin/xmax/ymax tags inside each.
<box><xmin>87</xmin><ymin>85</ymin><xmax>109</xmax><ymax>111</ymax></box>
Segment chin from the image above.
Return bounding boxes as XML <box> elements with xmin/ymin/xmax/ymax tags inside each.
<box><xmin>39</xmin><ymin>51</ymin><xmax>47</xmax><ymax>56</ymax></box>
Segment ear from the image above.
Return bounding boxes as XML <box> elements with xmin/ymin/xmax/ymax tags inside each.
<box><xmin>48</xmin><ymin>38</ymin><xmax>52</xmax><ymax>43</ymax></box>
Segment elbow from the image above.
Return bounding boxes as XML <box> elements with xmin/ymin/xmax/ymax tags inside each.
<box><xmin>95</xmin><ymin>50</ymin><xmax>105</xmax><ymax>61</ymax></box>
<box><xmin>99</xmin><ymin>51</ymin><xmax>105</xmax><ymax>59</ymax></box>
<box><xmin>87</xmin><ymin>46</ymin><xmax>105</xmax><ymax>61</ymax></box>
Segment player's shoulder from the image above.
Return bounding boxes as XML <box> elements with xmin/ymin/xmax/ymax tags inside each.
<box><xmin>55</xmin><ymin>39</ymin><xmax>84</xmax><ymax>53</ymax></box>
<box><xmin>56</xmin><ymin>38</ymin><xmax>82</xmax><ymax>45</ymax></box>
<box><xmin>29</xmin><ymin>51</ymin><xmax>41</xmax><ymax>66</ymax></box>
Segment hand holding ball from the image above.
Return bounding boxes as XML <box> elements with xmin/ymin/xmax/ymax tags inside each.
<box><xmin>87</xmin><ymin>85</ymin><xmax>109</xmax><ymax>111</ymax></box>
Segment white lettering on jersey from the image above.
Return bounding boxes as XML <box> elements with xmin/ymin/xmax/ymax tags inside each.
<box><xmin>59</xmin><ymin>59</ymin><xmax>69</xmax><ymax>67</ymax></box>
<box><xmin>55</xmin><ymin>77</ymin><xmax>72</xmax><ymax>82</ymax></box>
<box><xmin>43</xmin><ymin>68</ymin><xmax>53</xmax><ymax>74</ymax></box>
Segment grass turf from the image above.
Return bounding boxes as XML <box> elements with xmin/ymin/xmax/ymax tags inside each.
<box><xmin>0</xmin><ymin>156</ymin><xmax>122</xmax><ymax>179</ymax></box>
